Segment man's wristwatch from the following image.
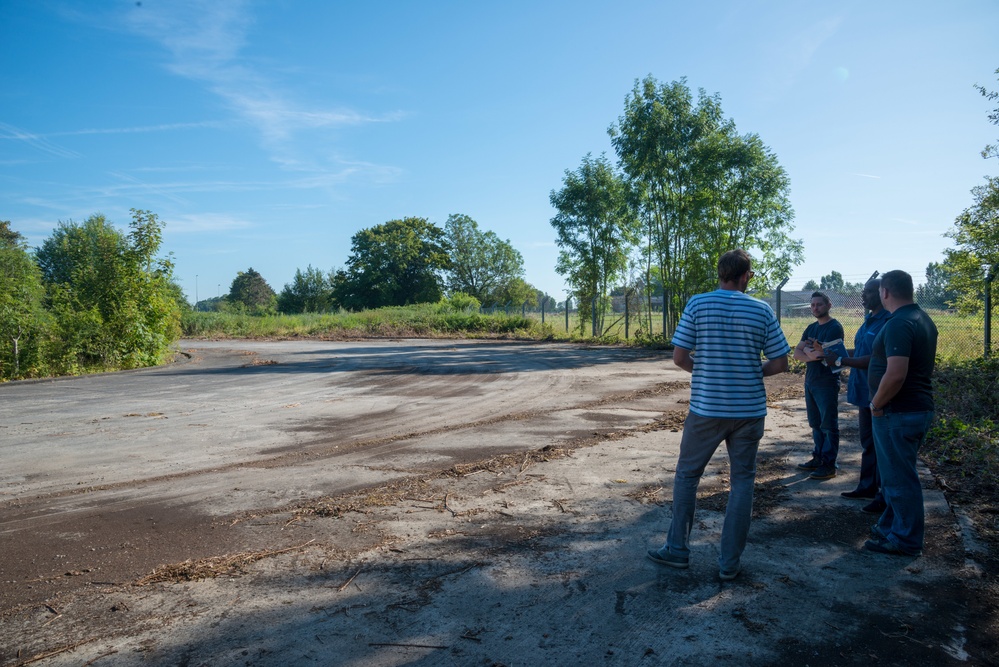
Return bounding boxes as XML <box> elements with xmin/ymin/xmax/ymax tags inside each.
<box><xmin>870</xmin><ymin>401</ymin><xmax>884</xmax><ymax>415</ymax></box>
<box><xmin>834</xmin><ymin>357</ymin><xmax>841</xmax><ymax>367</ymax></box>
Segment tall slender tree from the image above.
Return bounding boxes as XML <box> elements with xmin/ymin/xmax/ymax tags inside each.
<box><xmin>550</xmin><ymin>153</ymin><xmax>639</xmax><ymax>334</ymax></box>
<box><xmin>610</xmin><ymin>76</ymin><xmax>801</xmax><ymax>332</ymax></box>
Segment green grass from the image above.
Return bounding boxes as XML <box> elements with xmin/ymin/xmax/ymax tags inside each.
<box><xmin>182</xmin><ymin>305</ymin><xmax>558</xmax><ymax>340</ymax></box>
<box><xmin>183</xmin><ymin>304</ymin><xmax>995</xmax><ymax>358</ymax></box>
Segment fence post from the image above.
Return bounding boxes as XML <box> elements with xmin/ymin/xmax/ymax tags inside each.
<box><xmin>565</xmin><ymin>296</ymin><xmax>571</xmax><ymax>332</ymax></box>
<box><xmin>775</xmin><ymin>277</ymin><xmax>789</xmax><ymax>324</ymax></box>
<box><xmin>522</xmin><ymin>301</ymin><xmax>527</xmax><ymax>318</ymax></box>
<box><xmin>541</xmin><ymin>299</ymin><xmax>546</xmax><ymax>324</ymax></box>
<box><xmin>625</xmin><ymin>289</ymin><xmax>630</xmax><ymax>340</ymax></box>
<box><xmin>986</xmin><ymin>266</ymin><xmax>997</xmax><ymax>359</ymax></box>
<box><xmin>662</xmin><ymin>287</ymin><xmax>667</xmax><ymax>339</ymax></box>
<box><xmin>591</xmin><ymin>297</ymin><xmax>598</xmax><ymax>337</ymax></box>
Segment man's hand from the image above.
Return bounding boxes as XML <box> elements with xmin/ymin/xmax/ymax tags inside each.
<box><xmin>803</xmin><ymin>338</ymin><xmax>825</xmax><ymax>362</ymax></box>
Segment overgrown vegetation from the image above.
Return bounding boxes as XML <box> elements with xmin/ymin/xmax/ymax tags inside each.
<box><xmin>922</xmin><ymin>357</ymin><xmax>999</xmax><ymax>565</ymax></box>
<box><xmin>0</xmin><ymin>211</ymin><xmax>181</xmax><ymax>381</ymax></box>
<box><xmin>181</xmin><ymin>300</ymin><xmax>558</xmax><ymax>340</ymax></box>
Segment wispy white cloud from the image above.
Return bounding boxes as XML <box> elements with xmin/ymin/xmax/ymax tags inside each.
<box><xmin>120</xmin><ymin>0</ymin><xmax>400</xmax><ymax>169</ymax></box>
<box><xmin>852</xmin><ymin>173</ymin><xmax>881</xmax><ymax>179</ymax></box>
<box><xmin>45</xmin><ymin>121</ymin><xmax>229</xmax><ymax>137</ymax></box>
<box><xmin>0</xmin><ymin>121</ymin><xmax>80</xmax><ymax>159</ymax></box>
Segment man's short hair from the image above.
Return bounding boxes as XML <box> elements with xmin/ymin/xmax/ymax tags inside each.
<box><xmin>718</xmin><ymin>249</ymin><xmax>751</xmax><ymax>283</ymax></box>
<box><xmin>811</xmin><ymin>291</ymin><xmax>831</xmax><ymax>306</ymax></box>
<box><xmin>881</xmin><ymin>270</ymin><xmax>914</xmax><ymax>300</ymax></box>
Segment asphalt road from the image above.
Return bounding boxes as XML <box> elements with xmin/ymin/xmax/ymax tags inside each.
<box><xmin>2</xmin><ymin>340</ymin><xmax>991</xmax><ymax>666</ymax></box>
<box><xmin>0</xmin><ymin>339</ymin><xmax>679</xmax><ymax>612</ymax></box>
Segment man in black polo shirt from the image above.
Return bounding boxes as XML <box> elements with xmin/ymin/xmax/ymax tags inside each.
<box><xmin>865</xmin><ymin>270</ymin><xmax>938</xmax><ymax>556</ymax></box>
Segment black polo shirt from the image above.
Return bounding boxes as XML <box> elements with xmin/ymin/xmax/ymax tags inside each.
<box><xmin>867</xmin><ymin>304</ymin><xmax>938</xmax><ymax>412</ymax></box>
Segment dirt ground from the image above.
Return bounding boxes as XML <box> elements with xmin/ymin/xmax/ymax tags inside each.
<box><xmin>1</xmin><ymin>341</ymin><xmax>996</xmax><ymax>666</ymax></box>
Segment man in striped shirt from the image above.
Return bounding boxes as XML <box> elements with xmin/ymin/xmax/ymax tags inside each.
<box><xmin>647</xmin><ymin>249</ymin><xmax>790</xmax><ymax>581</ymax></box>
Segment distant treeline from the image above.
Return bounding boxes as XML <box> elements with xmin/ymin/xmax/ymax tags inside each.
<box><xmin>195</xmin><ymin>214</ymin><xmax>558</xmax><ymax>316</ymax></box>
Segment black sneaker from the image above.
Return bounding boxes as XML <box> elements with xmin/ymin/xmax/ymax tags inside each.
<box><xmin>862</xmin><ymin>499</ymin><xmax>887</xmax><ymax>514</ymax></box>
<box><xmin>864</xmin><ymin>536</ymin><xmax>921</xmax><ymax>557</ymax></box>
<box><xmin>809</xmin><ymin>465</ymin><xmax>836</xmax><ymax>480</ymax></box>
<box><xmin>647</xmin><ymin>547</ymin><xmax>689</xmax><ymax>569</ymax></box>
<box><xmin>841</xmin><ymin>489</ymin><xmax>876</xmax><ymax>499</ymax></box>
<box><xmin>796</xmin><ymin>457</ymin><xmax>821</xmax><ymax>470</ymax></box>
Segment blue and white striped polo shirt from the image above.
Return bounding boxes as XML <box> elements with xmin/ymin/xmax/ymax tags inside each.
<box><xmin>671</xmin><ymin>289</ymin><xmax>790</xmax><ymax>419</ymax></box>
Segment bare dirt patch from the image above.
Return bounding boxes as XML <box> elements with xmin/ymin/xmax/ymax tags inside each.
<box><xmin>1</xmin><ymin>342</ymin><xmax>994</xmax><ymax>666</ymax></box>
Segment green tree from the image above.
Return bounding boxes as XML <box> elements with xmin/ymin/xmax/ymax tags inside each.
<box><xmin>819</xmin><ymin>271</ymin><xmax>844</xmax><ymax>291</ymax></box>
<box><xmin>493</xmin><ymin>277</ymin><xmax>539</xmax><ymax>310</ymax></box>
<box><xmin>34</xmin><ymin>210</ymin><xmax>180</xmax><ymax>371</ymax></box>
<box><xmin>802</xmin><ymin>279</ymin><xmax>820</xmax><ymax>291</ymax></box>
<box><xmin>444</xmin><ymin>214</ymin><xmax>525</xmax><ymax>305</ymax></box>
<box><xmin>916</xmin><ymin>261</ymin><xmax>959</xmax><ymax>309</ymax></box>
<box><xmin>0</xmin><ymin>221</ymin><xmax>48</xmax><ymax>379</ymax></box>
<box><xmin>609</xmin><ymin>76</ymin><xmax>802</xmax><ymax>332</ymax></box>
<box><xmin>278</xmin><ymin>265</ymin><xmax>334</xmax><ymax>313</ymax></box>
<box><xmin>195</xmin><ymin>295</ymin><xmax>227</xmax><ymax>312</ymax></box>
<box><xmin>943</xmin><ymin>175</ymin><xmax>999</xmax><ymax>313</ymax></box>
<box><xmin>333</xmin><ymin>217</ymin><xmax>450</xmax><ymax>309</ymax></box>
<box><xmin>975</xmin><ymin>67</ymin><xmax>999</xmax><ymax>160</ymax></box>
<box><xmin>228</xmin><ymin>268</ymin><xmax>277</xmax><ymax>312</ymax></box>
<box><xmin>939</xmin><ymin>69</ymin><xmax>999</xmax><ymax>314</ymax></box>
<box><xmin>550</xmin><ymin>153</ymin><xmax>638</xmax><ymax>334</ymax></box>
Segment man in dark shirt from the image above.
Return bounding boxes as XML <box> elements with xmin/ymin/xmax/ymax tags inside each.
<box><xmin>865</xmin><ymin>270</ymin><xmax>938</xmax><ymax>556</ymax></box>
<box><xmin>793</xmin><ymin>292</ymin><xmax>844</xmax><ymax>481</ymax></box>
<box><xmin>828</xmin><ymin>279</ymin><xmax>891</xmax><ymax>512</ymax></box>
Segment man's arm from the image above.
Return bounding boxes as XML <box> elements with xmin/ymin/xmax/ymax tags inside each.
<box><xmin>673</xmin><ymin>346</ymin><xmax>694</xmax><ymax>373</ymax></box>
<box><xmin>793</xmin><ymin>338</ymin><xmax>823</xmax><ymax>363</ymax></box>
<box><xmin>762</xmin><ymin>354</ymin><xmax>788</xmax><ymax>377</ymax></box>
<box><xmin>824</xmin><ymin>350</ymin><xmax>870</xmax><ymax>369</ymax></box>
<box><xmin>871</xmin><ymin>356</ymin><xmax>909</xmax><ymax>410</ymax></box>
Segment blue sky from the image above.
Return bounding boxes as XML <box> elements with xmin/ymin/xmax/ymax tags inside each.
<box><xmin>2</xmin><ymin>1</ymin><xmax>998</xmax><ymax>303</ymax></box>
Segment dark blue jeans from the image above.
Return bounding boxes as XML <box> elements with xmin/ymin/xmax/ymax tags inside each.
<box><xmin>872</xmin><ymin>410</ymin><xmax>934</xmax><ymax>553</ymax></box>
<box><xmin>804</xmin><ymin>381</ymin><xmax>839</xmax><ymax>466</ymax></box>
<box><xmin>856</xmin><ymin>406</ymin><xmax>881</xmax><ymax>498</ymax></box>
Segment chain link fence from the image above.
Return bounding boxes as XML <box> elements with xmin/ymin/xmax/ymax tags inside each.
<box><xmin>506</xmin><ymin>279</ymin><xmax>997</xmax><ymax>360</ymax></box>
<box><xmin>768</xmin><ymin>288</ymin><xmax>995</xmax><ymax>361</ymax></box>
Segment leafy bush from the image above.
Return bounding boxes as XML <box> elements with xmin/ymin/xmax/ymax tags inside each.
<box><xmin>27</xmin><ymin>210</ymin><xmax>181</xmax><ymax>376</ymax></box>
<box><xmin>923</xmin><ymin>358</ymin><xmax>999</xmax><ymax>499</ymax></box>
<box><xmin>437</xmin><ymin>292</ymin><xmax>481</xmax><ymax>313</ymax></box>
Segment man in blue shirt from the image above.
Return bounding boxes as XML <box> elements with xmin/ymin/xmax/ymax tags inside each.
<box><xmin>647</xmin><ymin>249</ymin><xmax>789</xmax><ymax>581</ymax></box>
<box><xmin>828</xmin><ymin>279</ymin><xmax>891</xmax><ymax>513</ymax></box>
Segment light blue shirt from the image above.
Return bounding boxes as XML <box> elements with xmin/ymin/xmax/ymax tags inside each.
<box><xmin>671</xmin><ymin>289</ymin><xmax>790</xmax><ymax>419</ymax></box>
